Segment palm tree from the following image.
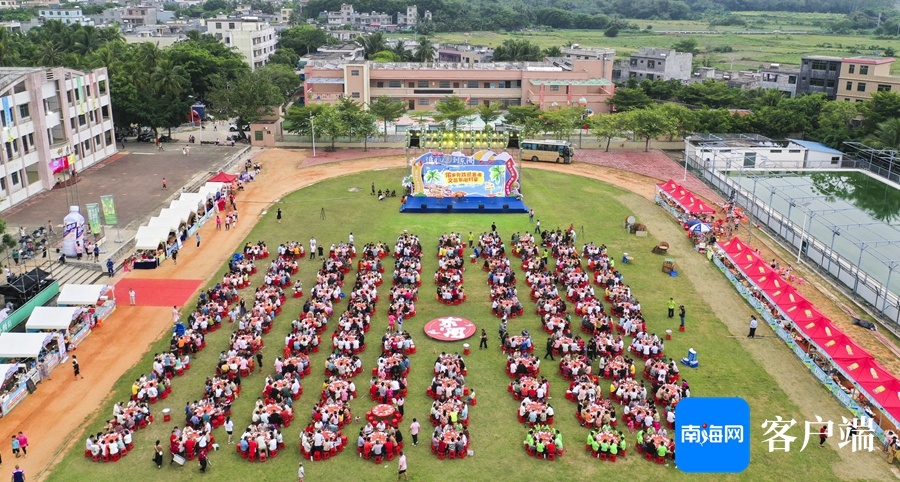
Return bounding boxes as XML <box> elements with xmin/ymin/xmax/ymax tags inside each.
<box><xmin>36</xmin><ymin>41</ymin><xmax>63</xmax><ymax>66</ymax></box>
<box><xmin>74</xmin><ymin>25</ymin><xmax>101</xmax><ymax>57</ymax></box>
<box><xmin>151</xmin><ymin>58</ymin><xmax>188</xmax><ymax>97</ymax></box>
<box><xmin>356</xmin><ymin>32</ymin><xmax>387</xmax><ymax>60</ymax></box>
<box><xmin>390</xmin><ymin>41</ymin><xmax>411</xmax><ymax>61</ymax></box>
<box><xmin>413</xmin><ymin>37</ymin><xmax>435</xmax><ymax>63</ymax></box>
<box><xmin>424</xmin><ymin>169</ymin><xmax>442</xmax><ymax>185</ymax></box>
<box><xmin>488</xmin><ymin>165</ymin><xmax>505</xmax><ymax>195</ymax></box>
<box><xmin>185</xmin><ymin>29</ymin><xmax>203</xmax><ymax>43</ymax></box>
<box><xmin>136</xmin><ymin>42</ymin><xmax>162</xmax><ymax>71</ymax></box>
<box><xmin>866</xmin><ymin>118</ymin><xmax>900</xmax><ymax>150</ymax></box>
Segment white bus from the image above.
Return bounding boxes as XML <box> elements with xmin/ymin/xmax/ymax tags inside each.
<box><xmin>520</xmin><ymin>139</ymin><xmax>574</xmax><ymax>164</ymax></box>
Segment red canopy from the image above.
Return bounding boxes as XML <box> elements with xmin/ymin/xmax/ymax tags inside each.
<box><xmin>737</xmin><ymin>259</ymin><xmax>771</xmax><ymax>277</ymax></box>
<box><xmin>754</xmin><ymin>272</ymin><xmax>791</xmax><ymax>293</ymax></box>
<box><xmin>209</xmin><ymin>172</ymin><xmax>237</xmax><ymax>183</ymax></box>
<box><xmin>684</xmin><ymin>197</ymin><xmax>717</xmax><ymax>215</ymax></box>
<box><xmin>767</xmin><ymin>285</ymin><xmax>803</xmax><ymax>307</ymax></box>
<box><xmin>779</xmin><ymin>299</ymin><xmax>827</xmax><ymax>324</ymax></box>
<box><xmin>800</xmin><ymin>317</ymin><xmax>839</xmax><ymax>340</ymax></box>
<box><xmin>719</xmin><ymin>238</ymin><xmax>751</xmax><ymax>256</ymax></box>
<box><xmin>843</xmin><ymin>358</ymin><xmax>895</xmax><ymax>385</ymax></box>
<box><xmin>657</xmin><ymin>179</ymin><xmax>680</xmax><ymax>196</ymax></box>
<box><xmin>816</xmin><ymin>334</ymin><xmax>867</xmax><ymax>361</ymax></box>
<box><xmin>866</xmin><ymin>379</ymin><xmax>900</xmax><ymax>411</ymax></box>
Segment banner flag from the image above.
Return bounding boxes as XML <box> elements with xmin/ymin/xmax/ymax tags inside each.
<box><xmin>100</xmin><ymin>195</ymin><xmax>118</xmax><ymax>225</ymax></box>
<box><xmin>85</xmin><ymin>203</ymin><xmax>102</xmax><ymax>234</ymax></box>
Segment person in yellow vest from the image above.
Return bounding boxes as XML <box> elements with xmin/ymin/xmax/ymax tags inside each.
<box><xmin>666</xmin><ymin>298</ymin><xmax>676</xmax><ymax>318</ymax></box>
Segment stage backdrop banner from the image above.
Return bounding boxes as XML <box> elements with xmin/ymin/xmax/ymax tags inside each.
<box><xmin>85</xmin><ymin>203</ymin><xmax>102</xmax><ymax>234</ymax></box>
<box><xmin>100</xmin><ymin>195</ymin><xmax>117</xmax><ymax>225</ymax></box>
<box><xmin>411</xmin><ymin>150</ymin><xmax>520</xmax><ymax>198</ymax></box>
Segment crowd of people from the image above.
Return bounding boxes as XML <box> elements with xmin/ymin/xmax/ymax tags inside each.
<box><xmin>429</xmin><ymin>352</ymin><xmax>473</xmax><ymax>460</ymax></box>
<box><xmin>435</xmin><ymin>233</ymin><xmax>467</xmax><ymax>305</ymax></box>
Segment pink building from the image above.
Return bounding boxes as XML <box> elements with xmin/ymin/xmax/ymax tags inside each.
<box><xmin>303</xmin><ymin>57</ymin><xmax>616</xmax><ymax>113</ymax></box>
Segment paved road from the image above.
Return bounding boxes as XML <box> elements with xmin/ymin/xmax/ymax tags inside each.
<box><xmin>3</xmin><ymin>141</ymin><xmax>250</xmax><ymax>233</ymax></box>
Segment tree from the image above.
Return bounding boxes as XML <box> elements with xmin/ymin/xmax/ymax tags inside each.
<box><xmin>672</xmin><ymin>38</ymin><xmax>700</xmax><ymax>55</ymax></box>
<box><xmin>590</xmin><ymin>115</ymin><xmax>624</xmax><ymax>152</ymax></box>
<box><xmin>368</xmin><ymin>96</ymin><xmax>406</xmax><ymax>141</ymax></box>
<box><xmin>356</xmin><ymin>32</ymin><xmax>387</xmax><ymax>60</ymax></box>
<box><xmin>207</xmin><ymin>70</ymin><xmax>284</xmax><ymax>128</ymax></box>
<box><xmin>604</xmin><ymin>26</ymin><xmax>619</xmax><ymax>38</ymax></box>
<box><xmin>505</xmin><ymin>105</ymin><xmax>543</xmax><ymax>137</ymax></box>
<box><xmin>434</xmin><ymin>95</ymin><xmax>474</xmax><ymax>131</ymax></box>
<box><xmin>656</xmin><ymin>103</ymin><xmax>697</xmax><ymax>140</ymax></box>
<box><xmin>860</xmin><ymin>91</ymin><xmax>900</xmax><ymax>133</ymax></box>
<box><xmin>371</xmin><ymin>50</ymin><xmax>402</xmax><ymax>62</ymax></box>
<box><xmin>284</xmin><ymin>103</ymin><xmax>328</xmax><ymax>136</ymax></box>
<box><xmin>278</xmin><ymin>25</ymin><xmax>330</xmax><ymax>57</ymax></box>
<box><xmin>620</xmin><ymin>107</ymin><xmax>675</xmax><ymax>151</ymax></box>
<box><xmin>539</xmin><ymin>106</ymin><xmax>584</xmax><ymax>140</ymax></box>
<box><xmin>356</xmin><ymin>112</ymin><xmax>379</xmax><ymax>151</ymax></box>
<box><xmin>314</xmin><ymin>105</ymin><xmax>346</xmax><ymax>149</ymax></box>
<box><xmin>335</xmin><ymin>97</ymin><xmax>364</xmax><ymax>142</ymax></box>
<box><xmin>390</xmin><ymin>41</ymin><xmax>412</xmax><ymax>61</ymax></box>
<box><xmin>413</xmin><ymin>37</ymin><xmax>435</xmax><ymax>63</ymax></box>
<box><xmin>607</xmin><ymin>87</ymin><xmax>653</xmax><ymax>112</ymax></box>
<box><xmin>543</xmin><ymin>46</ymin><xmax>563</xmax><ymax>58</ymax></box>
<box><xmin>255</xmin><ymin>64</ymin><xmax>302</xmax><ymax>99</ymax></box>
<box><xmin>865</xmin><ymin>118</ymin><xmax>900</xmax><ymax>150</ymax></box>
<box><xmin>477</xmin><ymin>103</ymin><xmax>502</xmax><ymax>130</ymax></box>
<box><xmin>813</xmin><ymin>101</ymin><xmax>859</xmax><ymax>148</ymax></box>
<box><xmin>492</xmin><ymin>39</ymin><xmax>542</xmax><ymax>62</ymax></box>
<box><xmin>267</xmin><ymin>48</ymin><xmax>300</xmax><ymax>67</ymax></box>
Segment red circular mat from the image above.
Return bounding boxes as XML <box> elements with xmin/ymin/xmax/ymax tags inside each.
<box><xmin>424</xmin><ymin>316</ymin><xmax>477</xmax><ymax>341</ymax></box>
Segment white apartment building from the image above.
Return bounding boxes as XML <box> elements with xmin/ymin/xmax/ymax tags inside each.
<box><xmin>0</xmin><ymin>67</ymin><xmax>117</xmax><ymax>211</ymax></box>
<box><xmin>0</xmin><ymin>1</ymin><xmax>19</xmax><ymax>10</ymax></box>
<box><xmin>38</xmin><ymin>7</ymin><xmax>95</xmax><ymax>26</ymax></box>
<box><xmin>205</xmin><ymin>17</ymin><xmax>277</xmax><ymax>70</ymax></box>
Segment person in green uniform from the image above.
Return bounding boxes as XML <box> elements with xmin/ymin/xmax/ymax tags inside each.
<box><xmin>667</xmin><ymin>298</ymin><xmax>676</xmax><ymax>318</ymax></box>
<box><xmin>657</xmin><ymin>442</ymin><xmax>668</xmax><ymax>458</ymax></box>
<box><xmin>535</xmin><ymin>439</ymin><xmax>545</xmax><ymax>456</ymax></box>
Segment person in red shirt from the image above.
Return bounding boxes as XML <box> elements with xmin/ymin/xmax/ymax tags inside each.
<box><xmin>248</xmin><ymin>438</ymin><xmax>258</xmax><ymax>458</ymax></box>
<box><xmin>819</xmin><ymin>425</ymin><xmax>829</xmax><ymax>447</ymax></box>
<box><xmin>184</xmin><ymin>438</ymin><xmax>196</xmax><ymax>459</ymax></box>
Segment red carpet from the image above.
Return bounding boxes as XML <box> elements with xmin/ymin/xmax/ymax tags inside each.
<box><xmin>115</xmin><ymin>279</ymin><xmax>203</xmax><ymax>307</ymax></box>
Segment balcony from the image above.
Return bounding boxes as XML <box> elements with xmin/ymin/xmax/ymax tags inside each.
<box><xmin>368</xmin><ymin>87</ymin><xmax>523</xmax><ymax>98</ymax></box>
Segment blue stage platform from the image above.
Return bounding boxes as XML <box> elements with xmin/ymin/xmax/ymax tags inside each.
<box><xmin>400</xmin><ymin>196</ymin><xmax>529</xmax><ymax>214</ymax></box>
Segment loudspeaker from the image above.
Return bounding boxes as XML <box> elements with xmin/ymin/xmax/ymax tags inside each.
<box><xmin>503</xmin><ymin>204</ymin><xmax>510</xmax><ymax>209</ymax></box>
<box><xmin>408</xmin><ymin>130</ymin><xmax>420</xmax><ymax>148</ymax></box>
<box><xmin>478</xmin><ymin>204</ymin><xmax>485</xmax><ymax>210</ymax></box>
<box><xmin>507</xmin><ymin>133</ymin><xmax>519</xmax><ymax>149</ymax></box>
<box><xmin>446</xmin><ymin>205</ymin><xmax>453</xmax><ymax>210</ymax></box>
<box><xmin>421</xmin><ymin>204</ymin><xmax>427</xmax><ymax>209</ymax></box>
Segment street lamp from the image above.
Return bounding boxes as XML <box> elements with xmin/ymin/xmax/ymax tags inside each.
<box><xmin>309</xmin><ymin>111</ymin><xmax>316</xmax><ymax>158</ymax></box>
<box><xmin>796</xmin><ymin>202</ymin><xmax>813</xmax><ymax>263</ymax></box>
<box><xmin>827</xmin><ymin>228</ymin><xmax>841</xmax><ymax>272</ymax></box>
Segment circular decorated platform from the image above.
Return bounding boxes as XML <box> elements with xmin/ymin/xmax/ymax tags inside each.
<box><xmin>424</xmin><ymin>316</ymin><xmax>477</xmax><ymax>341</ymax></box>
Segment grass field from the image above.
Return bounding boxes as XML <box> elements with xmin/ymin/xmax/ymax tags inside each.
<box><xmin>415</xmin><ymin>11</ymin><xmax>900</xmax><ymax>74</ymax></box>
<box><xmin>48</xmin><ymin>168</ymin><xmax>853</xmax><ymax>481</ymax></box>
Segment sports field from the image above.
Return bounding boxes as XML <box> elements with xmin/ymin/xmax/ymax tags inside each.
<box><xmin>42</xmin><ymin>154</ymin><xmax>892</xmax><ymax>481</ymax></box>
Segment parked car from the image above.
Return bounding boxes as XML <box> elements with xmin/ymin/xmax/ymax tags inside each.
<box><xmin>229</xmin><ymin>124</ymin><xmax>250</xmax><ymax>132</ymax></box>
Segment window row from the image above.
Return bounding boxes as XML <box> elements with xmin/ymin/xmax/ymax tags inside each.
<box><xmin>376</xmin><ymin>80</ymin><xmax>522</xmax><ymax>89</ymax></box>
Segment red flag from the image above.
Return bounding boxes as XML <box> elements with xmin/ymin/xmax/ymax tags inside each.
<box><xmin>465</xmin><ymin>95</ymin><xmax>471</xmax><ymax>104</ymax></box>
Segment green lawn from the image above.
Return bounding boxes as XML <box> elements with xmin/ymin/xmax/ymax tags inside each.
<box><xmin>48</xmin><ymin>168</ymin><xmax>846</xmax><ymax>481</ymax></box>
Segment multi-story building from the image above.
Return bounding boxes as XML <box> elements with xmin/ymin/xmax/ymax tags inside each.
<box><xmin>836</xmin><ymin>56</ymin><xmax>898</xmax><ymax>102</ymax></box>
<box><xmin>205</xmin><ymin>17</ymin><xmax>277</xmax><ymax>70</ymax></box>
<box><xmin>759</xmin><ymin>65</ymin><xmax>799</xmax><ymax>97</ymax></box>
<box><xmin>20</xmin><ymin>0</ymin><xmax>57</xmax><ymax>7</ymax></box>
<box><xmin>797</xmin><ymin>55</ymin><xmax>842</xmax><ymax>99</ymax></box>
<box><xmin>121</xmin><ymin>5</ymin><xmax>158</xmax><ymax>27</ymax></box>
<box><xmin>326</xmin><ymin>4</ymin><xmax>392</xmax><ymax>29</ymax></box>
<box><xmin>303</xmin><ymin>57</ymin><xmax>616</xmax><ymax>113</ymax></box>
<box><xmin>613</xmin><ymin>47</ymin><xmax>692</xmax><ymax>82</ymax></box>
<box><xmin>0</xmin><ymin>67</ymin><xmax>117</xmax><ymax>212</ymax></box>
<box><xmin>0</xmin><ymin>1</ymin><xmax>18</xmax><ymax>10</ymax></box>
<box><xmin>396</xmin><ymin>5</ymin><xmax>421</xmax><ymax>29</ymax></box>
<box><xmin>38</xmin><ymin>7</ymin><xmax>95</xmax><ymax>26</ymax></box>
<box><xmin>561</xmin><ymin>45</ymin><xmax>615</xmax><ymax>62</ymax></box>
<box><xmin>437</xmin><ymin>44</ymin><xmax>493</xmax><ymax>65</ymax></box>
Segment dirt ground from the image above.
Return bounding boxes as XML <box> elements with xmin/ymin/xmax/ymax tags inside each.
<box><xmin>10</xmin><ymin>148</ymin><xmax>897</xmax><ymax>480</ymax></box>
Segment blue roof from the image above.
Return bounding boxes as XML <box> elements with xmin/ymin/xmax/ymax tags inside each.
<box><xmin>787</xmin><ymin>139</ymin><xmax>844</xmax><ymax>156</ymax></box>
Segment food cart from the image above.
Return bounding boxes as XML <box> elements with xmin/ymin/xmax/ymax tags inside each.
<box><xmin>57</xmin><ymin>284</ymin><xmax>116</xmax><ymax>322</ymax></box>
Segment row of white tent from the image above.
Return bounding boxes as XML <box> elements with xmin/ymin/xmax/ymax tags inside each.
<box><xmin>0</xmin><ymin>284</ymin><xmax>109</xmax><ymax>359</ymax></box>
<box><xmin>135</xmin><ymin>182</ymin><xmax>227</xmax><ymax>250</ymax></box>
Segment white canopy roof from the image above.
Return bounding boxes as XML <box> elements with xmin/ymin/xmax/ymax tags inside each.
<box><xmin>57</xmin><ymin>284</ymin><xmax>108</xmax><ymax>306</ymax></box>
<box><xmin>169</xmin><ymin>199</ymin><xmax>199</xmax><ymax>216</ymax></box>
<box><xmin>178</xmin><ymin>192</ymin><xmax>205</xmax><ymax>205</ymax></box>
<box><xmin>0</xmin><ymin>333</ymin><xmax>51</xmax><ymax>358</ymax></box>
<box><xmin>147</xmin><ymin>216</ymin><xmax>178</xmax><ymax>231</ymax></box>
<box><xmin>158</xmin><ymin>206</ymin><xmax>190</xmax><ymax>224</ymax></box>
<box><xmin>25</xmin><ymin>306</ymin><xmax>81</xmax><ymax>331</ymax></box>
<box><xmin>135</xmin><ymin>226</ymin><xmax>171</xmax><ymax>250</ymax></box>
<box><xmin>0</xmin><ymin>363</ymin><xmax>18</xmax><ymax>381</ymax></box>
<box><xmin>200</xmin><ymin>182</ymin><xmax>227</xmax><ymax>198</ymax></box>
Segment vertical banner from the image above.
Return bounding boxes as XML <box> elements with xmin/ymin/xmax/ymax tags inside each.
<box><xmin>57</xmin><ymin>332</ymin><xmax>67</xmax><ymax>362</ymax></box>
<box><xmin>100</xmin><ymin>195</ymin><xmax>117</xmax><ymax>225</ymax></box>
<box><xmin>85</xmin><ymin>203</ymin><xmax>102</xmax><ymax>234</ymax></box>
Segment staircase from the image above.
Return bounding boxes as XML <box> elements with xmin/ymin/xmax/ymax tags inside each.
<box><xmin>41</xmin><ymin>261</ymin><xmax>107</xmax><ymax>286</ymax></box>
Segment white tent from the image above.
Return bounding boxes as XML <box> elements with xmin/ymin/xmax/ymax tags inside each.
<box><xmin>169</xmin><ymin>199</ymin><xmax>199</xmax><ymax>217</ymax></box>
<box><xmin>25</xmin><ymin>306</ymin><xmax>80</xmax><ymax>331</ymax></box>
<box><xmin>135</xmin><ymin>226</ymin><xmax>171</xmax><ymax>250</ymax></box>
<box><xmin>200</xmin><ymin>182</ymin><xmax>227</xmax><ymax>199</ymax></box>
<box><xmin>147</xmin><ymin>216</ymin><xmax>178</xmax><ymax>231</ymax></box>
<box><xmin>0</xmin><ymin>363</ymin><xmax>18</xmax><ymax>381</ymax></box>
<box><xmin>57</xmin><ymin>284</ymin><xmax>108</xmax><ymax>306</ymax></box>
<box><xmin>0</xmin><ymin>333</ymin><xmax>51</xmax><ymax>358</ymax></box>
<box><xmin>158</xmin><ymin>206</ymin><xmax>190</xmax><ymax>225</ymax></box>
<box><xmin>177</xmin><ymin>192</ymin><xmax>205</xmax><ymax>205</ymax></box>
